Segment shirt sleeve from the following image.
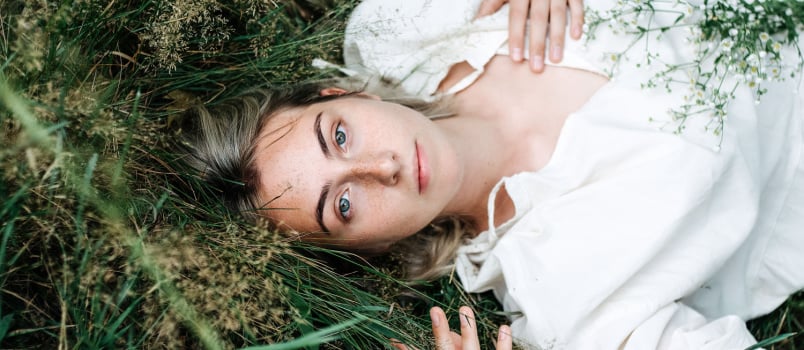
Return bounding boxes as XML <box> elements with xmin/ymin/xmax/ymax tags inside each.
<box><xmin>342</xmin><ymin>0</ymin><xmax>508</xmax><ymax>100</ymax></box>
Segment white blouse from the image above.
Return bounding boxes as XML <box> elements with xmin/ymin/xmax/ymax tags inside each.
<box><xmin>342</xmin><ymin>1</ymin><xmax>804</xmax><ymax>349</ymax></box>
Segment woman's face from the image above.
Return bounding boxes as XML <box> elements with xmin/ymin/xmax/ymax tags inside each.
<box><xmin>254</xmin><ymin>94</ymin><xmax>463</xmax><ymax>253</ymax></box>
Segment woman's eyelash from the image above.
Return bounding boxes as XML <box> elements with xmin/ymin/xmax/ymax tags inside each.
<box><xmin>334</xmin><ymin>123</ymin><xmax>347</xmax><ymax>149</ymax></box>
<box><xmin>338</xmin><ymin>190</ymin><xmax>352</xmax><ymax>220</ymax></box>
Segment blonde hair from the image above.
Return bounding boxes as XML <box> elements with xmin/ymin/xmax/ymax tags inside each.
<box><xmin>181</xmin><ymin>80</ymin><xmax>472</xmax><ymax>280</ymax></box>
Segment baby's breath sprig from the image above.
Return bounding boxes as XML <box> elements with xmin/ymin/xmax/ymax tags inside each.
<box><xmin>586</xmin><ymin>0</ymin><xmax>804</xmax><ymax>139</ymax></box>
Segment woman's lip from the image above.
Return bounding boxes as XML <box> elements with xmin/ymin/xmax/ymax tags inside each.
<box><xmin>416</xmin><ymin>141</ymin><xmax>430</xmax><ymax>194</ymax></box>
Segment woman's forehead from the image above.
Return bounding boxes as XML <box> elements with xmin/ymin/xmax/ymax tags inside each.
<box><xmin>253</xmin><ymin>107</ymin><xmax>325</xmax><ymax>232</ymax></box>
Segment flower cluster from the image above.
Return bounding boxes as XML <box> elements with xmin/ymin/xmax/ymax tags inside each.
<box><xmin>586</xmin><ymin>0</ymin><xmax>804</xmax><ymax>138</ymax></box>
<box><xmin>139</xmin><ymin>0</ymin><xmax>233</xmax><ymax>71</ymax></box>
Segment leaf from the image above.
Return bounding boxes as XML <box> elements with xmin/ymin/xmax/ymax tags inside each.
<box><xmin>744</xmin><ymin>332</ymin><xmax>797</xmax><ymax>350</ymax></box>
<box><xmin>0</xmin><ymin>313</ymin><xmax>14</xmax><ymax>342</ymax></box>
<box><xmin>241</xmin><ymin>316</ymin><xmax>365</xmax><ymax>350</ymax></box>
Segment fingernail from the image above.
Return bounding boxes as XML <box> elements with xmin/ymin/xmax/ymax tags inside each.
<box><xmin>551</xmin><ymin>44</ymin><xmax>562</xmax><ymax>62</ymax></box>
<box><xmin>430</xmin><ymin>308</ymin><xmax>441</xmax><ymax>327</ymax></box>
<box><xmin>531</xmin><ymin>55</ymin><xmax>544</xmax><ymax>71</ymax></box>
<box><xmin>573</xmin><ymin>25</ymin><xmax>582</xmax><ymax>39</ymax></box>
<box><xmin>511</xmin><ymin>48</ymin><xmax>523</xmax><ymax>62</ymax></box>
<box><xmin>498</xmin><ymin>328</ymin><xmax>508</xmax><ymax>341</ymax></box>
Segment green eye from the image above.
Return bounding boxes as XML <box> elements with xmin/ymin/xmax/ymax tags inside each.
<box><xmin>338</xmin><ymin>192</ymin><xmax>351</xmax><ymax>219</ymax></box>
<box><xmin>335</xmin><ymin>124</ymin><xmax>347</xmax><ymax>148</ymax></box>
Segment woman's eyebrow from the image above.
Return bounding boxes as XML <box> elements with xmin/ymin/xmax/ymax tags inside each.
<box><xmin>314</xmin><ymin>112</ymin><xmax>331</xmax><ymax>158</ymax></box>
<box><xmin>313</xmin><ymin>111</ymin><xmax>332</xmax><ymax>234</ymax></box>
<box><xmin>315</xmin><ymin>182</ymin><xmax>331</xmax><ymax>233</ymax></box>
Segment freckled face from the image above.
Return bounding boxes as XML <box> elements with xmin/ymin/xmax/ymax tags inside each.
<box><xmin>254</xmin><ymin>96</ymin><xmax>462</xmax><ymax>253</ymax></box>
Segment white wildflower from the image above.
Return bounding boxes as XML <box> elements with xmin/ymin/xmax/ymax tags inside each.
<box><xmin>772</xmin><ymin>42</ymin><xmax>782</xmax><ymax>53</ymax></box>
<box><xmin>721</xmin><ymin>39</ymin><xmax>734</xmax><ymax>51</ymax></box>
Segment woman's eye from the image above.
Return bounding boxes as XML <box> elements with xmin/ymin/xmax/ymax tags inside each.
<box><xmin>335</xmin><ymin>123</ymin><xmax>347</xmax><ymax>149</ymax></box>
<box><xmin>338</xmin><ymin>191</ymin><xmax>352</xmax><ymax>220</ymax></box>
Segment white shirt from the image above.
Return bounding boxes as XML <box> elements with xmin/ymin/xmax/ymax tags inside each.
<box><xmin>343</xmin><ymin>1</ymin><xmax>804</xmax><ymax>349</ymax></box>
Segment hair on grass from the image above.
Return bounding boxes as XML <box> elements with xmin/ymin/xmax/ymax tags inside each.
<box><xmin>391</xmin><ymin>216</ymin><xmax>472</xmax><ymax>281</ymax></box>
<box><xmin>179</xmin><ymin>79</ymin><xmax>473</xmax><ymax>281</ymax></box>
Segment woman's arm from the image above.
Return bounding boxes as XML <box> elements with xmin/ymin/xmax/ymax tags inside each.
<box><xmin>476</xmin><ymin>0</ymin><xmax>585</xmax><ymax>72</ymax></box>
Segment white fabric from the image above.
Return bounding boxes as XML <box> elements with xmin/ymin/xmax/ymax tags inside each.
<box><xmin>344</xmin><ymin>1</ymin><xmax>804</xmax><ymax>349</ymax></box>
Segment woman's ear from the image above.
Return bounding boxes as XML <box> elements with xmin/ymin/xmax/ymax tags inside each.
<box><xmin>319</xmin><ymin>87</ymin><xmax>349</xmax><ymax>96</ymax></box>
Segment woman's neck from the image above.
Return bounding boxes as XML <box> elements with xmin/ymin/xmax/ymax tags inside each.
<box><xmin>434</xmin><ymin>56</ymin><xmax>608</xmax><ymax>232</ymax></box>
<box><xmin>434</xmin><ymin>114</ymin><xmax>512</xmax><ymax>231</ymax></box>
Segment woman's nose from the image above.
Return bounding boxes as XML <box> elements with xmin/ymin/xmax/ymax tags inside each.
<box><xmin>351</xmin><ymin>151</ymin><xmax>400</xmax><ymax>185</ymax></box>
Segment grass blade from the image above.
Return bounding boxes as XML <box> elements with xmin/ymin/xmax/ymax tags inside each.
<box><xmin>241</xmin><ymin>316</ymin><xmax>366</xmax><ymax>350</ymax></box>
<box><xmin>744</xmin><ymin>332</ymin><xmax>797</xmax><ymax>350</ymax></box>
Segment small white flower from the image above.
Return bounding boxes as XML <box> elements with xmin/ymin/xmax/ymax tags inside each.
<box><xmin>721</xmin><ymin>39</ymin><xmax>734</xmax><ymax>51</ymax></box>
<box><xmin>759</xmin><ymin>32</ymin><xmax>770</xmax><ymax>42</ymax></box>
<box><xmin>729</xmin><ymin>28</ymin><xmax>739</xmax><ymax>37</ymax></box>
<box><xmin>772</xmin><ymin>42</ymin><xmax>782</xmax><ymax>52</ymax></box>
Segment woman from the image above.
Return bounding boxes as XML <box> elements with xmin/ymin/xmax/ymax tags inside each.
<box><xmin>183</xmin><ymin>0</ymin><xmax>804</xmax><ymax>348</ymax></box>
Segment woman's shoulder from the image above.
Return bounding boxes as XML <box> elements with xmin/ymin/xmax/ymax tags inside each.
<box><xmin>343</xmin><ymin>0</ymin><xmax>501</xmax><ymax>99</ymax></box>
<box><xmin>345</xmin><ymin>0</ymin><xmax>480</xmax><ymax>43</ymax></box>
<box><xmin>347</xmin><ymin>0</ymin><xmax>480</xmax><ymax>26</ymax></box>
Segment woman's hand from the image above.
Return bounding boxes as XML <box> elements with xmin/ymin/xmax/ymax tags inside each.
<box><xmin>476</xmin><ymin>0</ymin><xmax>585</xmax><ymax>73</ymax></box>
<box><xmin>391</xmin><ymin>306</ymin><xmax>512</xmax><ymax>350</ymax></box>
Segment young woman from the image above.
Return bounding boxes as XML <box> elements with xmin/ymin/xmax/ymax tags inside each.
<box><xmin>184</xmin><ymin>0</ymin><xmax>804</xmax><ymax>348</ymax></box>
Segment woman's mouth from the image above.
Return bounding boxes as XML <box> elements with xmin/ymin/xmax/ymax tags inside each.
<box><xmin>416</xmin><ymin>141</ymin><xmax>430</xmax><ymax>194</ymax></box>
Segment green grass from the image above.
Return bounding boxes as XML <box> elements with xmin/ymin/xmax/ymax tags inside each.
<box><xmin>0</xmin><ymin>0</ymin><xmax>801</xmax><ymax>349</ymax></box>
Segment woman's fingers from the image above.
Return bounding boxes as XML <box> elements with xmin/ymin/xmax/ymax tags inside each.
<box><xmin>428</xmin><ymin>306</ymin><xmax>512</xmax><ymax>350</ymax></box>
<box><xmin>476</xmin><ymin>0</ymin><xmax>507</xmax><ymax>19</ymax></box>
<box><xmin>568</xmin><ymin>0</ymin><xmax>584</xmax><ymax>40</ymax></box>
<box><xmin>508</xmin><ymin>0</ymin><xmax>529</xmax><ymax>63</ymax></box>
<box><xmin>458</xmin><ymin>306</ymin><xmax>481</xmax><ymax>350</ymax></box>
<box><xmin>477</xmin><ymin>0</ymin><xmax>586</xmax><ymax>70</ymax></box>
<box><xmin>547</xmin><ymin>0</ymin><xmax>567</xmax><ymax>63</ymax></box>
<box><xmin>527</xmin><ymin>0</ymin><xmax>550</xmax><ymax>72</ymax></box>
<box><xmin>496</xmin><ymin>325</ymin><xmax>513</xmax><ymax>350</ymax></box>
<box><xmin>390</xmin><ymin>338</ymin><xmax>411</xmax><ymax>350</ymax></box>
<box><xmin>431</xmin><ymin>307</ymin><xmax>457</xmax><ymax>350</ymax></box>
